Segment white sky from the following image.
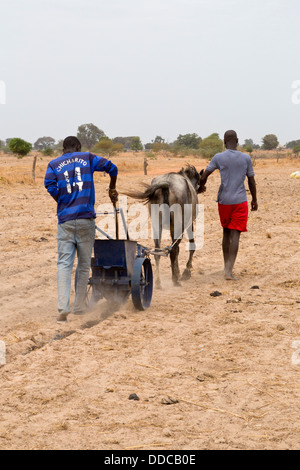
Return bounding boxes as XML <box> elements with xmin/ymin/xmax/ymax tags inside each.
<box><xmin>1</xmin><ymin>0</ymin><xmax>300</xmax><ymax>146</ymax></box>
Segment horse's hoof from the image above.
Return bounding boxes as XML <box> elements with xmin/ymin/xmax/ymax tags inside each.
<box><xmin>181</xmin><ymin>269</ymin><xmax>191</xmax><ymax>281</ymax></box>
<box><xmin>173</xmin><ymin>280</ymin><xmax>182</xmax><ymax>287</ymax></box>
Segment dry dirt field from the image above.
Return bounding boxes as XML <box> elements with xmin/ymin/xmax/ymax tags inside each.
<box><xmin>0</xmin><ymin>152</ymin><xmax>300</xmax><ymax>450</ymax></box>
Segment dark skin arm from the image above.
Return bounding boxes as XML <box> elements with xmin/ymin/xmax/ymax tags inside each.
<box><xmin>108</xmin><ymin>175</ymin><xmax>118</xmax><ymax>203</ymax></box>
<box><xmin>199</xmin><ymin>170</ymin><xmax>258</xmax><ymax>211</ymax></box>
<box><xmin>248</xmin><ymin>176</ymin><xmax>258</xmax><ymax>211</ymax></box>
<box><xmin>198</xmin><ymin>169</ymin><xmax>212</xmax><ymax>193</ymax></box>
<box><xmin>109</xmin><ymin>175</ymin><xmax>117</xmax><ymax>190</ymax></box>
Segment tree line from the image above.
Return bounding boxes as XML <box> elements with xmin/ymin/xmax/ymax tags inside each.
<box><xmin>1</xmin><ymin>123</ymin><xmax>299</xmax><ymax>158</ymax></box>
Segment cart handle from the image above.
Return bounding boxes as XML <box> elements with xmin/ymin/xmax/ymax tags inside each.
<box><xmin>95</xmin><ymin>206</ymin><xmax>129</xmax><ymax>240</ymax></box>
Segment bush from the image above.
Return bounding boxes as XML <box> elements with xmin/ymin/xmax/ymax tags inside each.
<box><xmin>130</xmin><ymin>136</ymin><xmax>143</xmax><ymax>151</ymax></box>
<box><xmin>293</xmin><ymin>145</ymin><xmax>300</xmax><ymax>157</ymax></box>
<box><xmin>8</xmin><ymin>138</ymin><xmax>32</xmax><ymax>157</ymax></box>
<box><xmin>198</xmin><ymin>133</ymin><xmax>223</xmax><ymax>160</ymax></box>
<box><xmin>92</xmin><ymin>138</ymin><xmax>123</xmax><ymax>156</ymax></box>
<box><xmin>152</xmin><ymin>142</ymin><xmax>171</xmax><ymax>153</ymax></box>
<box><xmin>245</xmin><ymin>144</ymin><xmax>253</xmax><ymax>154</ymax></box>
<box><xmin>42</xmin><ymin>148</ymin><xmax>54</xmax><ymax>156</ymax></box>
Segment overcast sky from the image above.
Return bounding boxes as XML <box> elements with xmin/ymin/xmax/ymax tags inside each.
<box><xmin>1</xmin><ymin>0</ymin><xmax>300</xmax><ymax>146</ymax></box>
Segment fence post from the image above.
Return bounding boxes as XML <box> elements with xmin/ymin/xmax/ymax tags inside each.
<box><xmin>144</xmin><ymin>157</ymin><xmax>148</xmax><ymax>175</ymax></box>
<box><xmin>32</xmin><ymin>154</ymin><xmax>37</xmax><ymax>182</ymax></box>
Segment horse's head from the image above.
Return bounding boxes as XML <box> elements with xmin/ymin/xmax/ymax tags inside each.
<box><xmin>179</xmin><ymin>165</ymin><xmax>203</xmax><ymax>192</ymax></box>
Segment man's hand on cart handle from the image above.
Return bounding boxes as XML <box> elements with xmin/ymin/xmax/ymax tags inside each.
<box><xmin>109</xmin><ymin>188</ymin><xmax>119</xmax><ymax>203</ymax></box>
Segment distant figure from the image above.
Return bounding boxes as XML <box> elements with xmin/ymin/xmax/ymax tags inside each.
<box><xmin>144</xmin><ymin>157</ymin><xmax>148</xmax><ymax>175</ymax></box>
<box><xmin>44</xmin><ymin>136</ymin><xmax>118</xmax><ymax>323</ymax></box>
<box><xmin>199</xmin><ymin>130</ymin><xmax>258</xmax><ymax>280</ymax></box>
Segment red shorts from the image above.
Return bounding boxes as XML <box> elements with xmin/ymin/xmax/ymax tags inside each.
<box><xmin>218</xmin><ymin>201</ymin><xmax>249</xmax><ymax>232</ymax></box>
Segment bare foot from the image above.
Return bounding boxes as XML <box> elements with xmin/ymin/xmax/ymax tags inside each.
<box><xmin>224</xmin><ymin>272</ymin><xmax>238</xmax><ymax>281</ymax></box>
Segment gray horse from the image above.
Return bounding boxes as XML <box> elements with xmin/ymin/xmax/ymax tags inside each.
<box><xmin>126</xmin><ymin>165</ymin><xmax>202</xmax><ymax>288</ymax></box>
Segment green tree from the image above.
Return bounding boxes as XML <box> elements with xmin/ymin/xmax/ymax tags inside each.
<box><xmin>175</xmin><ymin>133</ymin><xmax>201</xmax><ymax>149</ymax></box>
<box><xmin>199</xmin><ymin>133</ymin><xmax>223</xmax><ymax>159</ymax></box>
<box><xmin>293</xmin><ymin>145</ymin><xmax>300</xmax><ymax>157</ymax></box>
<box><xmin>130</xmin><ymin>136</ymin><xmax>143</xmax><ymax>151</ymax></box>
<box><xmin>92</xmin><ymin>137</ymin><xmax>123</xmax><ymax>156</ymax></box>
<box><xmin>151</xmin><ymin>136</ymin><xmax>171</xmax><ymax>152</ymax></box>
<box><xmin>244</xmin><ymin>138</ymin><xmax>254</xmax><ymax>147</ymax></box>
<box><xmin>245</xmin><ymin>144</ymin><xmax>253</xmax><ymax>154</ymax></box>
<box><xmin>286</xmin><ymin>139</ymin><xmax>300</xmax><ymax>149</ymax></box>
<box><xmin>262</xmin><ymin>134</ymin><xmax>279</xmax><ymax>150</ymax></box>
<box><xmin>244</xmin><ymin>138</ymin><xmax>260</xmax><ymax>150</ymax></box>
<box><xmin>112</xmin><ymin>137</ymin><xmax>132</xmax><ymax>149</ymax></box>
<box><xmin>34</xmin><ymin>136</ymin><xmax>55</xmax><ymax>150</ymax></box>
<box><xmin>9</xmin><ymin>138</ymin><xmax>32</xmax><ymax>157</ymax></box>
<box><xmin>77</xmin><ymin>123</ymin><xmax>106</xmax><ymax>150</ymax></box>
<box><xmin>144</xmin><ymin>142</ymin><xmax>153</xmax><ymax>150</ymax></box>
<box><xmin>153</xmin><ymin>136</ymin><xmax>165</xmax><ymax>144</ymax></box>
<box><xmin>152</xmin><ymin>142</ymin><xmax>170</xmax><ymax>152</ymax></box>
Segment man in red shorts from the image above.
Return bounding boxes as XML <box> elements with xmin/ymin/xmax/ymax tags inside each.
<box><xmin>199</xmin><ymin>130</ymin><xmax>258</xmax><ymax>280</ymax></box>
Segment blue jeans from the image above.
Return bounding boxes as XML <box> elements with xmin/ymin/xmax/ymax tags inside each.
<box><xmin>57</xmin><ymin>218</ymin><xmax>95</xmax><ymax>316</ymax></box>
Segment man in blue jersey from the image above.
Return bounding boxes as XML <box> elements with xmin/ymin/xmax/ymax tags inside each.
<box><xmin>44</xmin><ymin>136</ymin><xmax>118</xmax><ymax>323</ymax></box>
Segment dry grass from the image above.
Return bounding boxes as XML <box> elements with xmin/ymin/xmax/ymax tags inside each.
<box><xmin>0</xmin><ymin>151</ymin><xmax>204</xmax><ymax>186</ymax></box>
<box><xmin>0</xmin><ymin>150</ymin><xmax>299</xmax><ymax>187</ymax></box>
<box><xmin>0</xmin><ymin>153</ymin><xmax>49</xmax><ymax>185</ymax></box>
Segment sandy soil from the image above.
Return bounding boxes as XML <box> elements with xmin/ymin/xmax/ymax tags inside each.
<box><xmin>0</xmin><ymin>152</ymin><xmax>300</xmax><ymax>450</ymax></box>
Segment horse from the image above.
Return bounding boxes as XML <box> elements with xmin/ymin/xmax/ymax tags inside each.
<box><xmin>126</xmin><ymin>165</ymin><xmax>203</xmax><ymax>288</ymax></box>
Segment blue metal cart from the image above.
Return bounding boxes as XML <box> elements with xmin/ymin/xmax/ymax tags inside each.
<box><xmin>86</xmin><ymin>205</ymin><xmax>154</xmax><ymax>311</ymax></box>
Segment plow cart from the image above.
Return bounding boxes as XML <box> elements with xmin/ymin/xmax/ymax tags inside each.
<box><xmin>85</xmin><ymin>204</ymin><xmax>159</xmax><ymax>311</ymax></box>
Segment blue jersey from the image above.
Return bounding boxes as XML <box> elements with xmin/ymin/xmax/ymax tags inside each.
<box><xmin>44</xmin><ymin>152</ymin><xmax>118</xmax><ymax>224</ymax></box>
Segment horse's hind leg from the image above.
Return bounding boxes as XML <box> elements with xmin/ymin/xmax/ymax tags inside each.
<box><xmin>181</xmin><ymin>222</ymin><xmax>195</xmax><ymax>281</ymax></box>
<box><xmin>153</xmin><ymin>212</ymin><xmax>162</xmax><ymax>289</ymax></box>
<box><xmin>170</xmin><ymin>238</ymin><xmax>181</xmax><ymax>286</ymax></box>
<box><xmin>154</xmin><ymin>239</ymin><xmax>162</xmax><ymax>289</ymax></box>
<box><xmin>169</xmin><ymin>213</ymin><xmax>183</xmax><ymax>286</ymax></box>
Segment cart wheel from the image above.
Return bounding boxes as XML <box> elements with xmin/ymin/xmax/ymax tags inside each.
<box><xmin>85</xmin><ymin>282</ymin><xmax>102</xmax><ymax>309</ymax></box>
<box><xmin>131</xmin><ymin>258</ymin><xmax>153</xmax><ymax>310</ymax></box>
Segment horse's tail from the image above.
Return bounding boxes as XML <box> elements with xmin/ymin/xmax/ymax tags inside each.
<box><xmin>124</xmin><ymin>183</ymin><xmax>170</xmax><ymax>205</ymax></box>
